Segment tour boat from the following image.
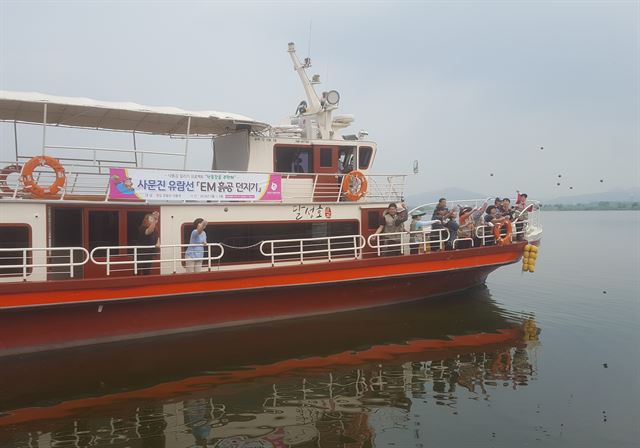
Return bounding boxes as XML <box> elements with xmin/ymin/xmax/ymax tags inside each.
<box><xmin>0</xmin><ymin>43</ymin><xmax>542</xmax><ymax>356</ymax></box>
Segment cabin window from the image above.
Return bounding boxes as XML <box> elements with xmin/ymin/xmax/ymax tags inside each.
<box><xmin>359</xmin><ymin>146</ymin><xmax>373</xmax><ymax>170</ymax></box>
<box><xmin>0</xmin><ymin>225</ymin><xmax>31</xmax><ymax>276</ymax></box>
<box><xmin>367</xmin><ymin>211</ymin><xmax>381</xmax><ymax>230</ymax></box>
<box><xmin>88</xmin><ymin>211</ymin><xmax>120</xmax><ymax>251</ymax></box>
<box><xmin>338</xmin><ymin>148</ymin><xmax>355</xmax><ymax>173</ymax></box>
<box><xmin>183</xmin><ymin>220</ymin><xmax>358</xmax><ymax>264</ymax></box>
<box><xmin>319</xmin><ymin>147</ymin><xmax>333</xmax><ymax>167</ymax></box>
<box><xmin>274</xmin><ymin>146</ymin><xmax>313</xmax><ymax>173</ymax></box>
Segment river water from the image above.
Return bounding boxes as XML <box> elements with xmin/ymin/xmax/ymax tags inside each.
<box><xmin>0</xmin><ymin>211</ymin><xmax>638</xmax><ymax>448</ymax></box>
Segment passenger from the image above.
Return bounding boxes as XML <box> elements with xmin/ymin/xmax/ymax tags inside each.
<box><xmin>501</xmin><ymin>198</ymin><xmax>515</xmax><ymax>221</ymax></box>
<box><xmin>293</xmin><ymin>158</ymin><xmax>305</xmax><ymax>173</ymax></box>
<box><xmin>456</xmin><ymin>206</ymin><xmax>475</xmax><ymax>249</ymax></box>
<box><xmin>137</xmin><ymin>211</ymin><xmax>159</xmax><ymax>275</ymax></box>
<box><xmin>514</xmin><ymin>192</ymin><xmax>529</xmax><ymax>241</ymax></box>
<box><xmin>516</xmin><ymin>190</ymin><xmax>527</xmax><ymax>211</ymax></box>
<box><xmin>431</xmin><ymin>198</ymin><xmax>459</xmax><ymax>249</ymax></box>
<box><xmin>409</xmin><ymin>211</ymin><xmax>439</xmax><ymax>254</ymax></box>
<box><xmin>483</xmin><ymin>205</ymin><xmax>508</xmax><ymax>245</ymax></box>
<box><xmin>374</xmin><ymin>201</ymin><xmax>408</xmax><ymax>256</ymax></box>
<box><xmin>185</xmin><ymin>218</ymin><xmax>208</xmax><ymax>273</ymax></box>
<box><xmin>493</xmin><ymin>197</ymin><xmax>503</xmax><ymax>217</ymax></box>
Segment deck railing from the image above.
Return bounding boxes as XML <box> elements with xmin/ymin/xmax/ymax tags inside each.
<box><xmin>260</xmin><ymin>235</ymin><xmax>366</xmax><ymax>266</ymax></box>
<box><xmin>89</xmin><ymin>243</ymin><xmax>225</xmax><ymax>276</ymax></box>
<box><xmin>0</xmin><ymin>158</ymin><xmax>405</xmax><ymax>204</ymax></box>
<box><xmin>0</xmin><ymin>247</ymin><xmax>89</xmax><ymax>280</ymax></box>
<box><xmin>367</xmin><ymin>229</ymin><xmax>451</xmax><ymax>256</ymax></box>
<box><xmin>0</xmin><ymin>205</ymin><xmax>541</xmax><ymax>281</ymax></box>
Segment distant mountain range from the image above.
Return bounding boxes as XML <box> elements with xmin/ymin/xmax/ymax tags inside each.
<box><xmin>543</xmin><ymin>187</ymin><xmax>640</xmax><ymax>205</ymax></box>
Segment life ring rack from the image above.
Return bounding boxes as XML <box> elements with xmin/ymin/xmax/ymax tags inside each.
<box><xmin>341</xmin><ymin>170</ymin><xmax>368</xmax><ymax>201</ymax></box>
<box><xmin>493</xmin><ymin>220</ymin><xmax>513</xmax><ymax>246</ymax></box>
<box><xmin>20</xmin><ymin>156</ymin><xmax>66</xmax><ymax>198</ymax></box>
<box><xmin>0</xmin><ymin>163</ymin><xmax>22</xmax><ymax>195</ymax></box>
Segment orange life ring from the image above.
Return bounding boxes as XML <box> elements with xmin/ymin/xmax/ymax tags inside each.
<box><xmin>20</xmin><ymin>156</ymin><xmax>66</xmax><ymax>198</ymax></box>
<box><xmin>341</xmin><ymin>170</ymin><xmax>368</xmax><ymax>201</ymax></box>
<box><xmin>493</xmin><ymin>220</ymin><xmax>512</xmax><ymax>246</ymax></box>
<box><xmin>0</xmin><ymin>164</ymin><xmax>21</xmax><ymax>194</ymax></box>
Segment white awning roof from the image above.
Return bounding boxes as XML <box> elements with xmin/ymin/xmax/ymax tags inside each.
<box><xmin>0</xmin><ymin>91</ymin><xmax>269</xmax><ymax>135</ymax></box>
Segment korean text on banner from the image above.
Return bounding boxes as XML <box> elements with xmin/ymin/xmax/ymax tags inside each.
<box><xmin>108</xmin><ymin>168</ymin><xmax>282</xmax><ymax>202</ymax></box>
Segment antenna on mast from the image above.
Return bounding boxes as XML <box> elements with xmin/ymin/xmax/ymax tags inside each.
<box><xmin>307</xmin><ymin>19</ymin><xmax>312</xmax><ymax>59</ymax></box>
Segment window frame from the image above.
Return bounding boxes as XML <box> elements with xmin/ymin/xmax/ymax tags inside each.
<box><xmin>0</xmin><ymin>223</ymin><xmax>33</xmax><ymax>277</ymax></box>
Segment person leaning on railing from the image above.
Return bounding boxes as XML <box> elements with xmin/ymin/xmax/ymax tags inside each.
<box><xmin>513</xmin><ymin>191</ymin><xmax>529</xmax><ymax>241</ymax></box>
<box><xmin>431</xmin><ymin>198</ymin><xmax>459</xmax><ymax>250</ymax></box>
<box><xmin>409</xmin><ymin>212</ymin><xmax>440</xmax><ymax>254</ymax></box>
<box><xmin>185</xmin><ymin>218</ymin><xmax>208</xmax><ymax>273</ymax></box>
<box><xmin>374</xmin><ymin>201</ymin><xmax>408</xmax><ymax>256</ymax></box>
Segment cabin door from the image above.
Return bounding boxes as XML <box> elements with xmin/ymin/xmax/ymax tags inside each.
<box><xmin>312</xmin><ymin>146</ymin><xmax>340</xmax><ymax>202</ymax></box>
<box><xmin>48</xmin><ymin>207</ymin><xmax>84</xmax><ymax>280</ymax></box>
<box><xmin>83</xmin><ymin>207</ymin><xmax>159</xmax><ymax>279</ymax></box>
<box><xmin>361</xmin><ymin>208</ymin><xmax>385</xmax><ymax>259</ymax></box>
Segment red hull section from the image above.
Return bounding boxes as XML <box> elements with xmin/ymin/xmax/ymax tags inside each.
<box><xmin>0</xmin><ymin>243</ymin><xmax>524</xmax><ymax>355</ymax></box>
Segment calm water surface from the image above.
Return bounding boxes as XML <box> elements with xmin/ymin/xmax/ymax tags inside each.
<box><xmin>1</xmin><ymin>211</ymin><xmax>638</xmax><ymax>447</ymax></box>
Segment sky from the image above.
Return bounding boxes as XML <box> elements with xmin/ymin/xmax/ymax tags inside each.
<box><xmin>0</xmin><ymin>0</ymin><xmax>638</xmax><ymax>199</ymax></box>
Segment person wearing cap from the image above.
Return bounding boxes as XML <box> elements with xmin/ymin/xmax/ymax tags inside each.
<box><xmin>409</xmin><ymin>211</ymin><xmax>440</xmax><ymax>254</ymax></box>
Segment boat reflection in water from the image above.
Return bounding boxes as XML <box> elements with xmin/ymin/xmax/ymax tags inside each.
<box><xmin>1</xmin><ymin>286</ymin><xmax>540</xmax><ymax>448</ymax></box>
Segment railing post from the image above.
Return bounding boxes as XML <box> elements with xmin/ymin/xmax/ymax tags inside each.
<box><xmin>133</xmin><ymin>247</ymin><xmax>137</xmax><ymax>275</ymax></box>
<box><xmin>353</xmin><ymin>236</ymin><xmax>358</xmax><ymax>259</ymax></box>
<box><xmin>208</xmin><ymin>245</ymin><xmax>212</xmax><ymax>271</ymax></box>
<box><xmin>106</xmin><ymin>248</ymin><xmax>111</xmax><ymax>276</ymax></box>
<box><xmin>271</xmin><ymin>242</ymin><xmax>275</xmax><ymax>267</ymax></box>
<box><xmin>69</xmin><ymin>248</ymin><xmax>74</xmax><ymax>278</ymax></box>
<box><xmin>376</xmin><ymin>235</ymin><xmax>381</xmax><ymax>256</ymax></box>
<box><xmin>310</xmin><ymin>174</ymin><xmax>318</xmax><ymax>202</ymax></box>
<box><xmin>328</xmin><ymin>238</ymin><xmax>332</xmax><ymax>262</ymax></box>
<box><xmin>22</xmin><ymin>249</ymin><xmax>27</xmax><ymax>280</ymax></box>
<box><xmin>300</xmin><ymin>240</ymin><xmax>304</xmax><ymax>264</ymax></box>
<box><xmin>172</xmin><ymin>246</ymin><xmax>177</xmax><ymax>274</ymax></box>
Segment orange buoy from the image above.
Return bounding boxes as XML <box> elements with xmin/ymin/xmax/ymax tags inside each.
<box><xmin>341</xmin><ymin>170</ymin><xmax>368</xmax><ymax>201</ymax></box>
<box><xmin>20</xmin><ymin>156</ymin><xmax>66</xmax><ymax>198</ymax></box>
<box><xmin>493</xmin><ymin>221</ymin><xmax>512</xmax><ymax>246</ymax></box>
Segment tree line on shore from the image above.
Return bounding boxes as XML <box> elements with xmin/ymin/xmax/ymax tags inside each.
<box><xmin>542</xmin><ymin>201</ymin><xmax>639</xmax><ymax>211</ymax></box>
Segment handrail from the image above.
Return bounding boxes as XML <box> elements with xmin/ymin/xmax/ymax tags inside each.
<box><xmin>259</xmin><ymin>234</ymin><xmax>366</xmax><ymax>266</ymax></box>
<box><xmin>0</xmin><ymin>158</ymin><xmax>406</xmax><ymax>203</ymax></box>
<box><xmin>409</xmin><ymin>198</ymin><xmax>542</xmax><ymax>216</ymax></box>
<box><xmin>0</xmin><ymin>246</ymin><xmax>89</xmax><ymax>280</ymax></box>
<box><xmin>367</xmin><ymin>228</ymin><xmax>450</xmax><ymax>256</ymax></box>
<box><xmin>90</xmin><ymin>243</ymin><xmax>224</xmax><ymax>276</ymax></box>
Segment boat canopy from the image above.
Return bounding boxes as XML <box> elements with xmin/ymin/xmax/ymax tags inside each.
<box><xmin>0</xmin><ymin>91</ymin><xmax>269</xmax><ymax>136</ymax></box>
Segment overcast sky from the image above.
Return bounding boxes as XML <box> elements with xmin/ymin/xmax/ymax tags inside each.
<box><xmin>0</xmin><ymin>0</ymin><xmax>638</xmax><ymax>199</ymax></box>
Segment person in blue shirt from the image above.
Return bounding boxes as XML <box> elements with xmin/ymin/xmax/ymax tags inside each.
<box><xmin>185</xmin><ymin>218</ymin><xmax>208</xmax><ymax>272</ymax></box>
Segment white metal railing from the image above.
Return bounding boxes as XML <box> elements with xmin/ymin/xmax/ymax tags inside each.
<box><xmin>260</xmin><ymin>234</ymin><xmax>366</xmax><ymax>266</ymax></box>
<box><xmin>367</xmin><ymin>228</ymin><xmax>451</xmax><ymax>256</ymax></box>
<box><xmin>475</xmin><ymin>220</ymin><xmax>529</xmax><ymax>245</ymax></box>
<box><xmin>89</xmin><ymin>243</ymin><xmax>225</xmax><ymax>276</ymax></box>
<box><xmin>0</xmin><ymin>158</ymin><xmax>405</xmax><ymax>204</ymax></box>
<box><xmin>453</xmin><ymin>238</ymin><xmax>475</xmax><ymax>249</ymax></box>
<box><xmin>0</xmin><ymin>246</ymin><xmax>89</xmax><ymax>280</ymax></box>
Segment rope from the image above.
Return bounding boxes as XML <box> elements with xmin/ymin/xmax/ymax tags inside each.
<box><xmin>219</xmin><ymin>241</ymin><xmax>263</xmax><ymax>250</ymax></box>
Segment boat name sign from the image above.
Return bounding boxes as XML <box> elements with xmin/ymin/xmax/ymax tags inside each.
<box><xmin>108</xmin><ymin>168</ymin><xmax>282</xmax><ymax>202</ymax></box>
